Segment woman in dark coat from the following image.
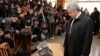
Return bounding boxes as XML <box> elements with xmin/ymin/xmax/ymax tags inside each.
<box><xmin>14</xmin><ymin>28</ymin><xmax>32</xmax><ymax>56</ymax></box>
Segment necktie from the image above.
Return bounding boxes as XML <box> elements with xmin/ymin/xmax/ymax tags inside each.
<box><xmin>68</xmin><ymin>19</ymin><xmax>75</xmax><ymax>34</ymax></box>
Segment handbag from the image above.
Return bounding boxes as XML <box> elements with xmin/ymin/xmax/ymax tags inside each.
<box><xmin>31</xmin><ymin>41</ymin><xmax>53</xmax><ymax>56</ymax></box>
<box><xmin>31</xmin><ymin>47</ymin><xmax>53</xmax><ymax>56</ymax></box>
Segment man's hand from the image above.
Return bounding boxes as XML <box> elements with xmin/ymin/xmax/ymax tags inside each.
<box><xmin>15</xmin><ymin>30</ymin><xmax>20</xmax><ymax>34</ymax></box>
<box><xmin>36</xmin><ymin>45</ymin><xmax>43</xmax><ymax>51</ymax></box>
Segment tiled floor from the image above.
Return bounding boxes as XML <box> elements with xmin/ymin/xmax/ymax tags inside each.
<box><xmin>47</xmin><ymin>34</ymin><xmax>100</xmax><ymax>56</ymax></box>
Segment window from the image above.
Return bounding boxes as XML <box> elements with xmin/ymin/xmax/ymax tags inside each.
<box><xmin>47</xmin><ymin>0</ymin><xmax>57</xmax><ymax>7</ymax></box>
<box><xmin>78</xmin><ymin>2</ymin><xmax>100</xmax><ymax>14</ymax></box>
<box><xmin>64</xmin><ymin>0</ymin><xmax>100</xmax><ymax>14</ymax></box>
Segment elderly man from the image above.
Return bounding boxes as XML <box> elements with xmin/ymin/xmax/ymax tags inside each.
<box><xmin>63</xmin><ymin>2</ymin><xmax>93</xmax><ymax>56</ymax></box>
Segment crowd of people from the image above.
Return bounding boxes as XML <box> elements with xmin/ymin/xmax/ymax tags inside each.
<box><xmin>0</xmin><ymin>0</ymin><xmax>99</xmax><ymax>56</ymax></box>
<box><xmin>0</xmin><ymin>0</ymin><xmax>69</xmax><ymax>56</ymax></box>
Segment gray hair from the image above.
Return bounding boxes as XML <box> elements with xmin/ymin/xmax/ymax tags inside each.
<box><xmin>67</xmin><ymin>2</ymin><xmax>80</xmax><ymax>11</ymax></box>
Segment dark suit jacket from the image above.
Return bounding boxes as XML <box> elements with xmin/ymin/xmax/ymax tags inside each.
<box><xmin>63</xmin><ymin>13</ymin><xmax>93</xmax><ymax>56</ymax></box>
<box><xmin>37</xmin><ymin>13</ymin><xmax>48</xmax><ymax>23</ymax></box>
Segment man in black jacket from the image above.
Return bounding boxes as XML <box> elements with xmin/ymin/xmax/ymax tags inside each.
<box><xmin>91</xmin><ymin>7</ymin><xmax>100</xmax><ymax>35</ymax></box>
<box><xmin>63</xmin><ymin>2</ymin><xmax>93</xmax><ymax>56</ymax></box>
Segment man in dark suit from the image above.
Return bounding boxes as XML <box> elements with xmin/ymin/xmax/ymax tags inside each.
<box><xmin>63</xmin><ymin>2</ymin><xmax>93</xmax><ymax>56</ymax></box>
<box><xmin>90</xmin><ymin>7</ymin><xmax>100</xmax><ymax>35</ymax></box>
